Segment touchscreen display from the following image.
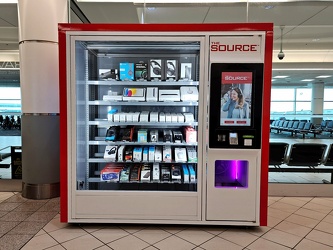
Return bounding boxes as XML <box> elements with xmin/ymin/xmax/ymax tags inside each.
<box><xmin>220</xmin><ymin>72</ymin><xmax>252</xmax><ymax>126</ymax></box>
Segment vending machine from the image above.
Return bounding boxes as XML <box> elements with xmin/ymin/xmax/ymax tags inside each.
<box><xmin>59</xmin><ymin>23</ymin><xmax>273</xmax><ymax>226</ymax></box>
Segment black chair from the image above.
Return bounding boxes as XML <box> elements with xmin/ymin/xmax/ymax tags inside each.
<box><xmin>269</xmin><ymin>142</ymin><xmax>289</xmax><ymax>167</ymax></box>
<box><xmin>288</xmin><ymin>143</ymin><xmax>327</xmax><ymax>167</ymax></box>
<box><xmin>323</xmin><ymin>144</ymin><xmax>333</xmax><ymax>166</ymax></box>
<box><xmin>298</xmin><ymin>122</ymin><xmax>313</xmax><ymax>138</ymax></box>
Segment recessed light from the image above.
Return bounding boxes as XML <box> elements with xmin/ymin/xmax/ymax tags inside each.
<box><xmin>273</xmin><ymin>76</ymin><xmax>289</xmax><ymax>78</ymax></box>
<box><xmin>316</xmin><ymin>75</ymin><xmax>332</xmax><ymax>78</ymax></box>
<box><xmin>301</xmin><ymin>79</ymin><xmax>314</xmax><ymax>82</ymax></box>
<box><xmin>264</xmin><ymin>5</ymin><xmax>275</xmax><ymax>9</ymax></box>
<box><xmin>147</xmin><ymin>7</ymin><xmax>156</xmax><ymax>10</ymax></box>
<box><xmin>312</xmin><ymin>38</ymin><xmax>320</xmax><ymax>42</ymax></box>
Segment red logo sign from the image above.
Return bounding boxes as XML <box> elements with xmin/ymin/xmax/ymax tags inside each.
<box><xmin>222</xmin><ymin>72</ymin><xmax>253</xmax><ymax>84</ymax></box>
<box><xmin>210</xmin><ymin>43</ymin><xmax>258</xmax><ymax>52</ymax></box>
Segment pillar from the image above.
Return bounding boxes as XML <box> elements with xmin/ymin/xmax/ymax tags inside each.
<box><xmin>18</xmin><ymin>0</ymin><xmax>68</xmax><ymax>199</ymax></box>
<box><xmin>311</xmin><ymin>82</ymin><xmax>324</xmax><ymax>125</ymax></box>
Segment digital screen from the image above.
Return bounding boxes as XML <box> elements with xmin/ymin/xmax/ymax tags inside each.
<box><xmin>220</xmin><ymin>72</ymin><xmax>252</xmax><ymax>126</ymax></box>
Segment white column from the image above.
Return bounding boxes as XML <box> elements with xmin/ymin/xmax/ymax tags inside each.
<box><xmin>18</xmin><ymin>0</ymin><xmax>68</xmax><ymax>199</ymax></box>
<box><xmin>311</xmin><ymin>82</ymin><xmax>324</xmax><ymax>125</ymax></box>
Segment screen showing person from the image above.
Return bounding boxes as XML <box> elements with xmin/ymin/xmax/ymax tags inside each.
<box><xmin>220</xmin><ymin>72</ymin><xmax>252</xmax><ymax>126</ymax></box>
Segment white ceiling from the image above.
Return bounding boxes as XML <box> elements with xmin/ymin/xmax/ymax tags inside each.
<box><xmin>0</xmin><ymin>0</ymin><xmax>333</xmax><ymax>85</ymax></box>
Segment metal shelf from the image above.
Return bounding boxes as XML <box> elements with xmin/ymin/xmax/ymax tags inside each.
<box><xmin>89</xmin><ymin>101</ymin><xmax>198</xmax><ymax>106</ymax></box>
<box><xmin>87</xmin><ymin>80</ymin><xmax>199</xmax><ymax>86</ymax></box>
<box><xmin>89</xmin><ymin>140</ymin><xmax>198</xmax><ymax>146</ymax></box>
<box><xmin>88</xmin><ymin>158</ymin><xmax>197</xmax><ymax>164</ymax></box>
<box><xmin>89</xmin><ymin>121</ymin><xmax>198</xmax><ymax>127</ymax></box>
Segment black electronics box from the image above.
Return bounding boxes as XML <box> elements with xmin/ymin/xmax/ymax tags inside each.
<box><xmin>105</xmin><ymin>126</ymin><xmax>119</xmax><ymax>141</ymax></box>
<box><xmin>135</xmin><ymin>62</ymin><xmax>148</xmax><ymax>81</ymax></box>
<box><xmin>165</xmin><ymin>60</ymin><xmax>178</xmax><ymax>80</ymax></box>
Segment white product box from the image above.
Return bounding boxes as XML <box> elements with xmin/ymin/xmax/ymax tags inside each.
<box><xmin>159</xmin><ymin>89</ymin><xmax>180</xmax><ymax>102</ymax></box>
<box><xmin>119</xmin><ymin>113</ymin><xmax>126</xmax><ymax>122</ymax></box>
<box><xmin>175</xmin><ymin>147</ymin><xmax>187</xmax><ymax>163</ymax></box>
<box><xmin>103</xmin><ymin>95</ymin><xmax>123</xmax><ymax>101</ymax></box>
<box><xmin>146</xmin><ymin>87</ymin><xmax>158</xmax><ymax>102</ymax></box>
<box><xmin>149</xmin><ymin>59</ymin><xmax>163</xmax><ymax>79</ymax></box>
<box><xmin>180</xmin><ymin>63</ymin><xmax>192</xmax><ymax>80</ymax></box>
<box><xmin>104</xmin><ymin>146</ymin><xmax>118</xmax><ymax>161</ymax></box>
<box><xmin>171</xmin><ymin>165</ymin><xmax>182</xmax><ymax>182</ymax></box>
<box><xmin>119</xmin><ymin>166</ymin><xmax>130</xmax><ymax>182</ymax></box>
<box><xmin>140</xmin><ymin>111</ymin><xmax>149</xmax><ymax>122</ymax></box>
<box><xmin>150</xmin><ymin>112</ymin><xmax>159</xmax><ymax>122</ymax></box>
<box><xmin>163</xmin><ymin>145</ymin><xmax>172</xmax><ymax>162</ymax></box>
<box><xmin>173</xmin><ymin>131</ymin><xmax>183</xmax><ymax>143</ymax></box>
<box><xmin>165</xmin><ymin>113</ymin><xmax>172</xmax><ymax>123</ymax></box>
<box><xmin>117</xmin><ymin>146</ymin><xmax>125</xmax><ymax>162</ymax></box>
<box><xmin>177</xmin><ymin>113</ymin><xmax>184</xmax><ymax>123</ymax></box>
<box><xmin>133</xmin><ymin>112</ymin><xmax>140</xmax><ymax>122</ymax></box>
<box><xmin>122</xmin><ymin>88</ymin><xmax>146</xmax><ymax>101</ymax></box>
<box><xmin>113</xmin><ymin>113</ymin><xmax>120</xmax><ymax>122</ymax></box>
<box><xmin>187</xmin><ymin>147</ymin><xmax>197</xmax><ymax>163</ymax></box>
<box><xmin>150</xmin><ymin>130</ymin><xmax>159</xmax><ymax>142</ymax></box>
<box><xmin>152</xmin><ymin>163</ymin><xmax>160</xmax><ymax>182</ymax></box>
<box><xmin>183</xmin><ymin>113</ymin><xmax>194</xmax><ymax>122</ymax></box>
<box><xmin>159</xmin><ymin>112</ymin><xmax>165</xmax><ymax>122</ymax></box>
<box><xmin>171</xmin><ymin>113</ymin><xmax>178</xmax><ymax>123</ymax></box>
<box><xmin>126</xmin><ymin>113</ymin><xmax>133</xmax><ymax>122</ymax></box>
<box><xmin>165</xmin><ymin>59</ymin><xmax>178</xmax><ymax>80</ymax></box>
<box><xmin>133</xmin><ymin>147</ymin><xmax>143</xmax><ymax>162</ymax></box>
<box><xmin>155</xmin><ymin>146</ymin><xmax>162</xmax><ymax>162</ymax></box>
<box><xmin>180</xmin><ymin>86</ymin><xmax>199</xmax><ymax>101</ymax></box>
<box><xmin>148</xmin><ymin>146</ymin><xmax>155</xmax><ymax>162</ymax></box>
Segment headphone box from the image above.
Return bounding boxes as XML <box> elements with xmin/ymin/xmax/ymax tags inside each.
<box><xmin>117</xmin><ymin>145</ymin><xmax>125</xmax><ymax>162</ymax></box>
<box><xmin>142</xmin><ymin>147</ymin><xmax>149</xmax><ymax>161</ymax></box>
<box><xmin>175</xmin><ymin>147</ymin><xmax>187</xmax><ymax>163</ymax></box>
<box><xmin>149</xmin><ymin>59</ymin><xmax>163</xmax><ymax>80</ymax></box>
<box><xmin>146</xmin><ymin>87</ymin><xmax>158</xmax><ymax>102</ymax></box>
<box><xmin>119</xmin><ymin>63</ymin><xmax>134</xmax><ymax>81</ymax></box>
<box><xmin>152</xmin><ymin>163</ymin><xmax>160</xmax><ymax>182</ymax></box>
<box><xmin>163</xmin><ymin>145</ymin><xmax>172</xmax><ymax>162</ymax></box>
<box><xmin>99</xmin><ymin>69</ymin><xmax>118</xmax><ymax>80</ymax></box>
<box><xmin>135</xmin><ymin>62</ymin><xmax>148</xmax><ymax>81</ymax></box>
<box><xmin>154</xmin><ymin>146</ymin><xmax>162</xmax><ymax>162</ymax></box>
<box><xmin>165</xmin><ymin>59</ymin><xmax>178</xmax><ymax>80</ymax></box>
<box><xmin>182</xmin><ymin>165</ymin><xmax>190</xmax><ymax>183</ymax></box>
<box><xmin>141</xmin><ymin>165</ymin><xmax>151</xmax><ymax>182</ymax></box>
<box><xmin>171</xmin><ymin>165</ymin><xmax>182</xmax><ymax>182</ymax></box>
<box><xmin>119</xmin><ymin>166</ymin><xmax>130</xmax><ymax>182</ymax></box>
<box><xmin>133</xmin><ymin>147</ymin><xmax>143</xmax><ymax>162</ymax></box>
<box><xmin>104</xmin><ymin>145</ymin><xmax>118</xmax><ymax>161</ymax></box>
<box><xmin>100</xmin><ymin>164</ymin><xmax>122</xmax><ymax>182</ymax></box>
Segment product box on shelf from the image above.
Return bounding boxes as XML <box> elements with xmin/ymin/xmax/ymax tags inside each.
<box><xmin>135</xmin><ymin>62</ymin><xmax>148</xmax><ymax>81</ymax></box>
<box><xmin>177</xmin><ymin>113</ymin><xmax>184</xmax><ymax>123</ymax></box>
<box><xmin>119</xmin><ymin>63</ymin><xmax>134</xmax><ymax>81</ymax></box>
<box><xmin>107</xmin><ymin>109</ymin><xmax>118</xmax><ymax>121</ymax></box>
<box><xmin>182</xmin><ymin>165</ymin><xmax>190</xmax><ymax>183</ymax></box>
<box><xmin>148</xmin><ymin>146</ymin><xmax>155</xmax><ymax>162</ymax></box>
<box><xmin>124</xmin><ymin>146</ymin><xmax>133</xmax><ymax>162</ymax></box>
<box><xmin>149</xmin><ymin>59</ymin><xmax>163</xmax><ymax>80</ymax></box>
<box><xmin>171</xmin><ymin>113</ymin><xmax>178</xmax><ymax>123</ymax></box>
<box><xmin>150</xmin><ymin>112</ymin><xmax>159</xmax><ymax>122</ymax></box>
<box><xmin>113</xmin><ymin>113</ymin><xmax>120</xmax><ymax>122</ymax></box>
<box><xmin>163</xmin><ymin>130</ymin><xmax>172</xmax><ymax>142</ymax></box>
<box><xmin>123</xmin><ymin>88</ymin><xmax>146</xmax><ymax>101</ymax></box>
<box><xmin>159</xmin><ymin>90</ymin><xmax>180</xmax><ymax>102</ymax></box>
<box><xmin>105</xmin><ymin>126</ymin><xmax>119</xmax><ymax>141</ymax></box>
<box><xmin>117</xmin><ymin>145</ymin><xmax>125</xmax><ymax>162</ymax></box>
<box><xmin>140</xmin><ymin>111</ymin><xmax>149</xmax><ymax>122</ymax></box>
<box><xmin>175</xmin><ymin>147</ymin><xmax>187</xmax><ymax>162</ymax></box>
<box><xmin>150</xmin><ymin>130</ymin><xmax>159</xmax><ymax>142</ymax></box>
<box><xmin>173</xmin><ymin>131</ymin><xmax>183</xmax><ymax>143</ymax></box>
<box><xmin>184</xmin><ymin>127</ymin><xmax>197</xmax><ymax>143</ymax></box>
<box><xmin>119</xmin><ymin>166</ymin><xmax>130</xmax><ymax>182</ymax></box>
<box><xmin>163</xmin><ymin>145</ymin><xmax>172</xmax><ymax>162</ymax></box>
<box><xmin>137</xmin><ymin>129</ymin><xmax>148</xmax><ymax>143</ymax></box>
<box><xmin>142</xmin><ymin>147</ymin><xmax>148</xmax><ymax>161</ymax></box>
<box><xmin>141</xmin><ymin>165</ymin><xmax>151</xmax><ymax>182</ymax></box>
<box><xmin>165</xmin><ymin>59</ymin><xmax>178</xmax><ymax>80</ymax></box>
<box><xmin>159</xmin><ymin>112</ymin><xmax>165</xmax><ymax>122</ymax></box>
<box><xmin>180</xmin><ymin>63</ymin><xmax>192</xmax><ymax>80</ymax></box>
<box><xmin>161</xmin><ymin>166</ymin><xmax>171</xmax><ymax>182</ymax></box>
<box><xmin>188</xmin><ymin>165</ymin><xmax>196</xmax><ymax>183</ymax></box>
<box><xmin>146</xmin><ymin>87</ymin><xmax>158</xmax><ymax>102</ymax></box>
<box><xmin>155</xmin><ymin>146</ymin><xmax>162</xmax><ymax>162</ymax></box>
<box><xmin>100</xmin><ymin>164</ymin><xmax>122</xmax><ymax>182</ymax></box>
<box><xmin>119</xmin><ymin>127</ymin><xmax>134</xmax><ymax>141</ymax></box>
<box><xmin>119</xmin><ymin>113</ymin><xmax>126</xmax><ymax>122</ymax></box>
<box><xmin>133</xmin><ymin>112</ymin><xmax>140</xmax><ymax>122</ymax></box>
<box><xmin>126</xmin><ymin>113</ymin><xmax>133</xmax><ymax>122</ymax></box>
<box><xmin>133</xmin><ymin>147</ymin><xmax>143</xmax><ymax>162</ymax></box>
<box><xmin>171</xmin><ymin>165</ymin><xmax>182</xmax><ymax>182</ymax></box>
<box><xmin>180</xmin><ymin>86</ymin><xmax>199</xmax><ymax>101</ymax></box>
<box><xmin>99</xmin><ymin>69</ymin><xmax>119</xmax><ymax>80</ymax></box>
<box><xmin>103</xmin><ymin>94</ymin><xmax>123</xmax><ymax>102</ymax></box>
<box><xmin>187</xmin><ymin>147</ymin><xmax>197</xmax><ymax>163</ymax></box>
<box><xmin>165</xmin><ymin>113</ymin><xmax>172</xmax><ymax>123</ymax></box>
<box><xmin>129</xmin><ymin>165</ymin><xmax>140</xmax><ymax>182</ymax></box>
<box><xmin>104</xmin><ymin>146</ymin><xmax>118</xmax><ymax>161</ymax></box>
<box><xmin>183</xmin><ymin>113</ymin><xmax>194</xmax><ymax>122</ymax></box>
<box><xmin>152</xmin><ymin>163</ymin><xmax>160</xmax><ymax>182</ymax></box>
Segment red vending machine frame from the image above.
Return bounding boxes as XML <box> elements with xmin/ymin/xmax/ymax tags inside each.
<box><xmin>58</xmin><ymin>23</ymin><xmax>273</xmax><ymax>225</ymax></box>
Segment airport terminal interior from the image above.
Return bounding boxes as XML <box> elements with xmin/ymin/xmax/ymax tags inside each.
<box><xmin>1</xmin><ymin>0</ymin><xmax>333</xmax><ymax>249</ymax></box>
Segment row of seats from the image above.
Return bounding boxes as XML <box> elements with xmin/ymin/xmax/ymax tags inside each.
<box><xmin>269</xmin><ymin>142</ymin><xmax>333</xmax><ymax>183</ymax></box>
<box><xmin>270</xmin><ymin>119</ymin><xmax>333</xmax><ymax>138</ymax></box>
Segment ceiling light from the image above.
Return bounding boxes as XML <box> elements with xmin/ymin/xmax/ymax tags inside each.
<box><xmin>316</xmin><ymin>75</ymin><xmax>332</xmax><ymax>78</ymax></box>
<box><xmin>273</xmin><ymin>76</ymin><xmax>289</xmax><ymax>78</ymax></box>
<box><xmin>301</xmin><ymin>79</ymin><xmax>314</xmax><ymax>82</ymax></box>
<box><xmin>264</xmin><ymin>5</ymin><xmax>275</xmax><ymax>9</ymax></box>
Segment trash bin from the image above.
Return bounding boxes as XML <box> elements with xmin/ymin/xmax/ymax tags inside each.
<box><xmin>11</xmin><ymin>146</ymin><xmax>22</xmax><ymax>179</ymax></box>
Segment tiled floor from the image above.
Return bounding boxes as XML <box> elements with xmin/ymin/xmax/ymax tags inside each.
<box><xmin>1</xmin><ymin>192</ymin><xmax>333</xmax><ymax>250</ymax></box>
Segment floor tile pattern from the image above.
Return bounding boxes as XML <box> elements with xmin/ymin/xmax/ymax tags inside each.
<box><xmin>1</xmin><ymin>192</ymin><xmax>333</xmax><ymax>249</ymax></box>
